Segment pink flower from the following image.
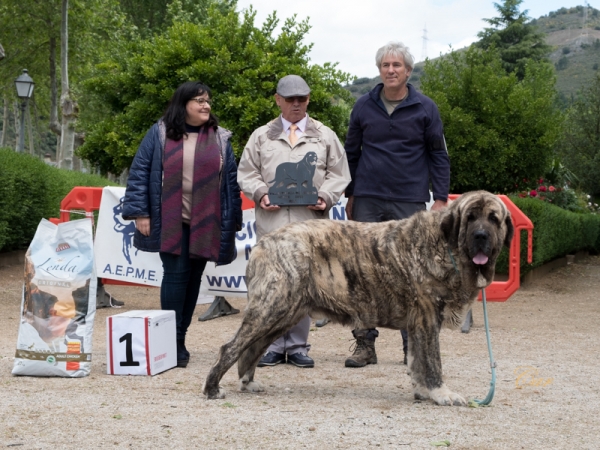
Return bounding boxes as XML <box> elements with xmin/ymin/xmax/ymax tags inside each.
<box><xmin>549</xmin><ymin>186</ymin><xmax>556</xmax><ymax>192</ymax></box>
<box><xmin>539</xmin><ymin>178</ymin><xmax>544</xmax><ymax>184</ymax></box>
<box><xmin>539</xmin><ymin>185</ymin><xmax>547</xmax><ymax>192</ymax></box>
<box><xmin>518</xmin><ymin>193</ymin><xmax>527</xmax><ymax>198</ymax></box>
<box><xmin>530</xmin><ymin>190</ymin><xmax>538</xmax><ymax>197</ymax></box>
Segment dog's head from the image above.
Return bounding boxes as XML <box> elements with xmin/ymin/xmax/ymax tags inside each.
<box><xmin>441</xmin><ymin>191</ymin><xmax>514</xmax><ymax>287</ymax></box>
<box><xmin>304</xmin><ymin>152</ymin><xmax>318</xmax><ymax>166</ymax></box>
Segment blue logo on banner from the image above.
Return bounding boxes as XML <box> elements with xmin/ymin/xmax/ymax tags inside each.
<box><xmin>112</xmin><ymin>197</ymin><xmax>138</xmax><ymax>264</ymax></box>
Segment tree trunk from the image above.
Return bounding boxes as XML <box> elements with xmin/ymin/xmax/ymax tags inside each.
<box><xmin>49</xmin><ymin>34</ymin><xmax>61</xmax><ymax>137</ymax></box>
<box><xmin>58</xmin><ymin>0</ymin><xmax>77</xmax><ymax>170</ymax></box>
<box><xmin>0</xmin><ymin>96</ymin><xmax>8</xmax><ymax>147</ymax></box>
<box><xmin>13</xmin><ymin>100</ymin><xmax>20</xmax><ymax>152</ymax></box>
<box><xmin>33</xmin><ymin>100</ymin><xmax>44</xmax><ymax>160</ymax></box>
<box><xmin>27</xmin><ymin>103</ymin><xmax>35</xmax><ymax>155</ymax></box>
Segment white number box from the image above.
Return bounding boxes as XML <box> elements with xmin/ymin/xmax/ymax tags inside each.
<box><xmin>107</xmin><ymin>310</ymin><xmax>176</xmax><ymax>375</ymax></box>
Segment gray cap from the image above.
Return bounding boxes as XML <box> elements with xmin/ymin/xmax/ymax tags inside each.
<box><xmin>276</xmin><ymin>75</ymin><xmax>310</xmax><ymax>97</ymax></box>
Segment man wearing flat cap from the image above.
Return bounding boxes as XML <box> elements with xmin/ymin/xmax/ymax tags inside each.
<box><xmin>238</xmin><ymin>74</ymin><xmax>350</xmax><ymax>369</ymax></box>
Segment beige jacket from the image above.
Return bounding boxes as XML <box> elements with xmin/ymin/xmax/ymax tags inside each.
<box><xmin>238</xmin><ymin>116</ymin><xmax>351</xmax><ymax>240</ymax></box>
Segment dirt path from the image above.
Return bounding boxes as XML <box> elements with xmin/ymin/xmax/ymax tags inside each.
<box><xmin>1</xmin><ymin>256</ymin><xmax>599</xmax><ymax>449</ymax></box>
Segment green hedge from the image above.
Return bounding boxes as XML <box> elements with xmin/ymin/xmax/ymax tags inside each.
<box><xmin>496</xmin><ymin>197</ymin><xmax>600</xmax><ymax>276</ymax></box>
<box><xmin>0</xmin><ymin>148</ymin><xmax>120</xmax><ymax>252</ymax></box>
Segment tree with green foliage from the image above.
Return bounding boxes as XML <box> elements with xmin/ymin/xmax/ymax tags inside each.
<box><xmin>0</xmin><ymin>0</ymin><xmax>129</xmax><ymax>159</ymax></box>
<box><xmin>556</xmin><ymin>74</ymin><xmax>600</xmax><ymax>197</ymax></box>
<box><xmin>117</xmin><ymin>0</ymin><xmax>236</xmax><ymax>36</ymax></box>
<box><xmin>476</xmin><ymin>0</ymin><xmax>551</xmax><ymax>79</ymax></box>
<box><xmin>420</xmin><ymin>46</ymin><xmax>562</xmax><ymax>194</ymax></box>
<box><xmin>78</xmin><ymin>7</ymin><xmax>355</xmax><ymax>175</ymax></box>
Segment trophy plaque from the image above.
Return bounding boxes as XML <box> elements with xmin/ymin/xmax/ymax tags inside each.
<box><xmin>267</xmin><ymin>151</ymin><xmax>319</xmax><ymax>206</ymax></box>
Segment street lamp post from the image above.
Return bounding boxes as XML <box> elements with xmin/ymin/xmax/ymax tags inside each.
<box><xmin>14</xmin><ymin>69</ymin><xmax>35</xmax><ymax>153</ymax></box>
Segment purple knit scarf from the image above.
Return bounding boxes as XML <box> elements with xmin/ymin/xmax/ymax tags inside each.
<box><xmin>161</xmin><ymin>126</ymin><xmax>221</xmax><ymax>260</ymax></box>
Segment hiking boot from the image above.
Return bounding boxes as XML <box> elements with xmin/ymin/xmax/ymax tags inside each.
<box><xmin>345</xmin><ymin>329</ymin><xmax>379</xmax><ymax>368</ymax></box>
<box><xmin>257</xmin><ymin>351</ymin><xmax>286</xmax><ymax>367</ymax></box>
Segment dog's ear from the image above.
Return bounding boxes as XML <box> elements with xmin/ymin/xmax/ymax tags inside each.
<box><xmin>504</xmin><ymin>212</ymin><xmax>514</xmax><ymax>248</ymax></box>
<box><xmin>441</xmin><ymin>209</ymin><xmax>460</xmax><ymax>248</ymax></box>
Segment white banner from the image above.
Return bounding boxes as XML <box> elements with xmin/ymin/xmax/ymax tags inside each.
<box><xmin>95</xmin><ymin>187</ymin><xmax>163</xmax><ymax>286</ymax></box>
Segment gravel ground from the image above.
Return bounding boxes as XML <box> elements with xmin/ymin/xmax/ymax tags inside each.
<box><xmin>1</xmin><ymin>256</ymin><xmax>599</xmax><ymax>449</ymax></box>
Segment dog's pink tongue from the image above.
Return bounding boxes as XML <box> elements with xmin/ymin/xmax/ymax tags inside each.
<box><xmin>473</xmin><ymin>252</ymin><xmax>488</xmax><ymax>265</ymax></box>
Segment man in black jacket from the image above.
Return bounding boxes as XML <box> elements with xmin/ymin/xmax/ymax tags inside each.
<box><xmin>344</xmin><ymin>41</ymin><xmax>450</xmax><ymax>368</ymax></box>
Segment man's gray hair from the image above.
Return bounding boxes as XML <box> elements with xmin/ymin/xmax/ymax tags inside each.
<box><xmin>375</xmin><ymin>41</ymin><xmax>414</xmax><ymax>70</ymax></box>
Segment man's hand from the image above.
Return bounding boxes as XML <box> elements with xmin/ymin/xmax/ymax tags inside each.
<box><xmin>345</xmin><ymin>195</ymin><xmax>354</xmax><ymax>220</ymax></box>
<box><xmin>307</xmin><ymin>197</ymin><xmax>326</xmax><ymax>211</ymax></box>
<box><xmin>135</xmin><ymin>217</ymin><xmax>151</xmax><ymax>236</ymax></box>
<box><xmin>260</xmin><ymin>194</ymin><xmax>281</xmax><ymax>211</ymax></box>
<box><xmin>430</xmin><ymin>199</ymin><xmax>448</xmax><ymax>211</ymax></box>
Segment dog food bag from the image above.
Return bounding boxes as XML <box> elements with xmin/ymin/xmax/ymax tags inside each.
<box><xmin>12</xmin><ymin>218</ymin><xmax>97</xmax><ymax>377</ymax></box>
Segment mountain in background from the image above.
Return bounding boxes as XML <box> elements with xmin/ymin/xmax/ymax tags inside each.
<box><xmin>346</xmin><ymin>5</ymin><xmax>600</xmax><ymax>105</ymax></box>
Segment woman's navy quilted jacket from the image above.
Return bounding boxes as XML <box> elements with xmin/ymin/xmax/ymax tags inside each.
<box><xmin>122</xmin><ymin>120</ymin><xmax>243</xmax><ymax>265</ymax></box>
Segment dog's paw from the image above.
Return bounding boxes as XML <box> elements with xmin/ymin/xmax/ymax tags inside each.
<box><xmin>213</xmin><ymin>387</ymin><xmax>227</xmax><ymax>399</ymax></box>
<box><xmin>239</xmin><ymin>380</ymin><xmax>265</xmax><ymax>393</ymax></box>
<box><xmin>412</xmin><ymin>383</ymin><xmax>430</xmax><ymax>401</ymax></box>
<box><xmin>429</xmin><ymin>386</ymin><xmax>467</xmax><ymax>406</ymax></box>
<box><xmin>203</xmin><ymin>381</ymin><xmax>226</xmax><ymax>400</ymax></box>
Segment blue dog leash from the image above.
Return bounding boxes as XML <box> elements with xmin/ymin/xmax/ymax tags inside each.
<box><xmin>448</xmin><ymin>247</ymin><xmax>496</xmax><ymax>406</ymax></box>
<box><xmin>472</xmin><ymin>287</ymin><xmax>496</xmax><ymax>406</ymax></box>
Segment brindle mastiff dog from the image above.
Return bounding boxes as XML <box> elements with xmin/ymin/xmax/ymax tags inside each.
<box><xmin>204</xmin><ymin>191</ymin><xmax>514</xmax><ymax>405</ymax></box>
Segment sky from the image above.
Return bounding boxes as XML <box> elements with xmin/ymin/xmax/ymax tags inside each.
<box><xmin>235</xmin><ymin>0</ymin><xmax>595</xmax><ymax>78</ymax></box>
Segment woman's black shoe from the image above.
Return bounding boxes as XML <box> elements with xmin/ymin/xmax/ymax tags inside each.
<box><xmin>177</xmin><ymin>339</ymin><xmax>190</xmax><ymax>368</ymax></box>
<box><xmin>177</xmin><ymin>357</ymin><xmax>189</xmax><ymax>368</ymax></box>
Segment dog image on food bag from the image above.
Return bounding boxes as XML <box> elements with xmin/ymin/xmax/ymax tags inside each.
<box><xmin>13</xmin><ymin>218</ymin><xmax>97</xmax><ymax>377</ymax></box>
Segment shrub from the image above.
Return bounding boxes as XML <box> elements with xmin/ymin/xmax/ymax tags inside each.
<box><xmin>516</xmin><ymin>178</ymin><xmax>587</xmax><ymax>212</ymax></box>
<box><xmin>495</xmin><ymin>197</ymin><xmax>600</xmax><ymax>275</ymax></box>
<box><xmin>0</xmin><ymin>148</ymin><xmax>119</xmax><ymax>252</ymax></box>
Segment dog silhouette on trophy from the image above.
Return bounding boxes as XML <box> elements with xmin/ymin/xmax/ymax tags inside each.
<box><xmin>268</xmin><ymin>151</ymin><xmax>319</xmax><ymax>206</ymax></box>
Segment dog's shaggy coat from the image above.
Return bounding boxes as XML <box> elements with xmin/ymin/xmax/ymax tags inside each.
<box><xmin>204</xmin><ymin>191</ymin><xmax>514</xmax><ymax>405</ymax></box>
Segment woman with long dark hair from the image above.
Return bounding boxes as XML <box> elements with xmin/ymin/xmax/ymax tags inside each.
<box><xmin>123</xmin><ymin>81</ymin><xmax>242</xmax><ymax>368</ymax></box>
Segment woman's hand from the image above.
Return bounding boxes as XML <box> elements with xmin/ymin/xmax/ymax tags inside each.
<box><xmin>135</xmin><ymin>217</ymin><xmax>151</xmax><ymax>236</ymax></box>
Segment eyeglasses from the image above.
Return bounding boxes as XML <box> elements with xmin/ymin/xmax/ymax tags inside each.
<box><xmin>283</xmin><ymin>96</ymin><xmax>309</xmax><ymax>103</ymax></box>
<box><xmin>190</xmin><ymin>97</ymin><xmax>212</xmax><ymax>106</ymax></box>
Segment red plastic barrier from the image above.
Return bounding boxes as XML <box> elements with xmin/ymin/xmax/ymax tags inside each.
<box><xmin>54</xmin><ymin>186</ymin><xmax>104</xmax><ymax>224</ymax></box>
<box><xmin>51</xmin><ymin>188</ymin><xmax>532</xmax><ymax>301</ymax></box>
<box><xmin>448</xmin><ymin>194</ymin><xmax>533</xmax><ymax>302</ymax></box>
